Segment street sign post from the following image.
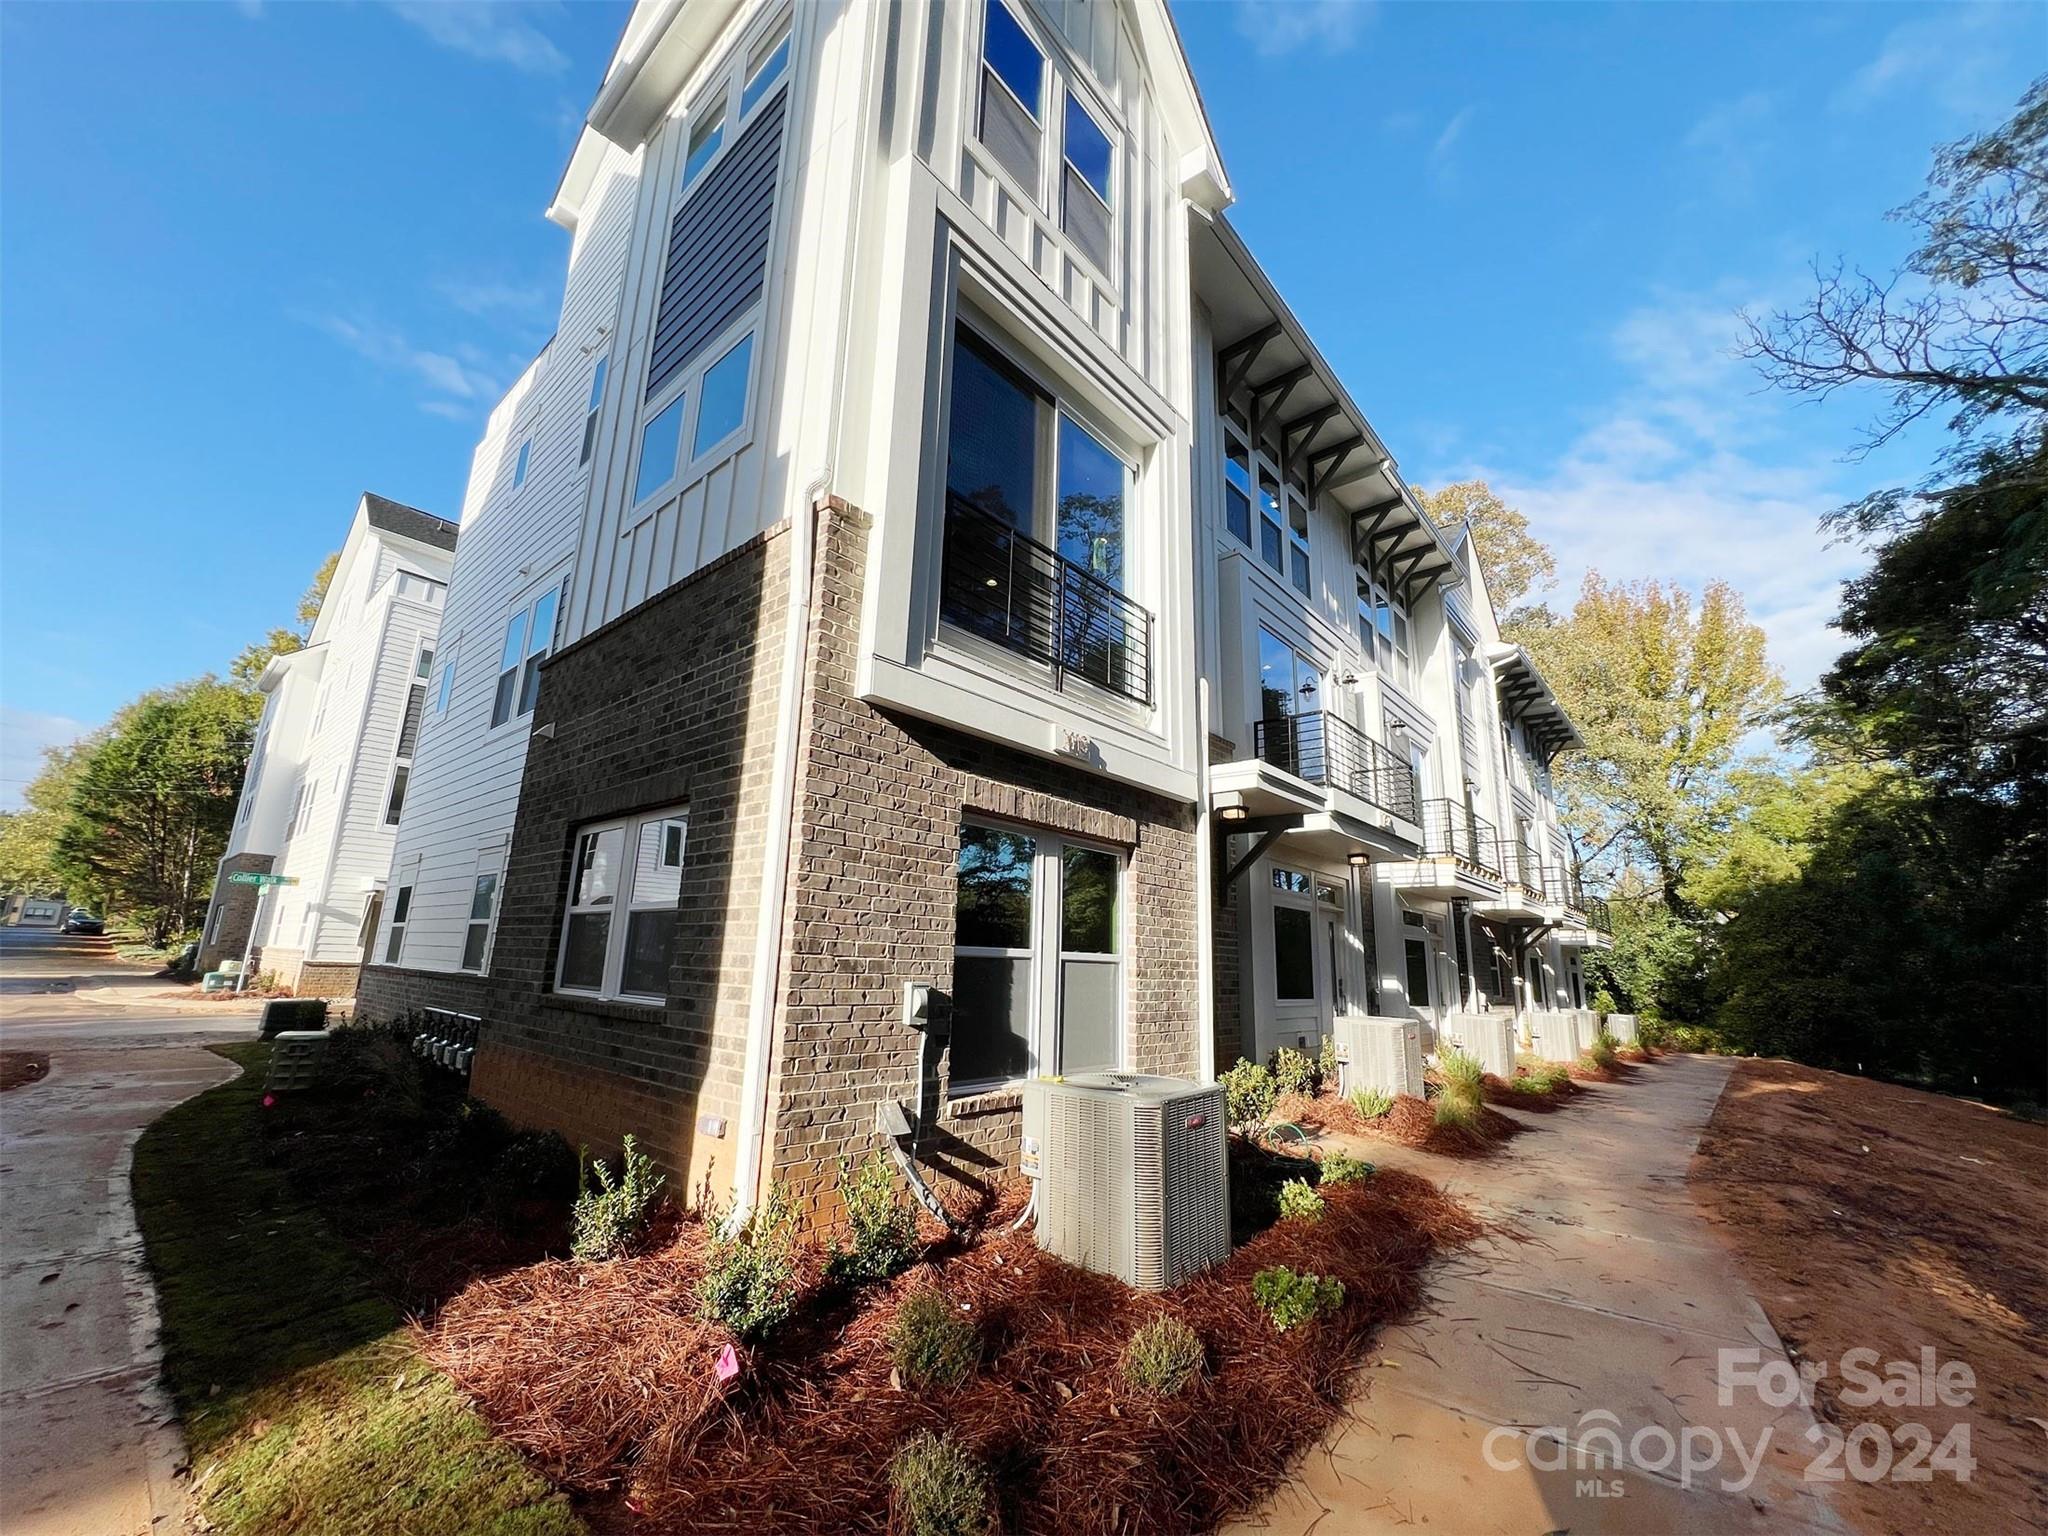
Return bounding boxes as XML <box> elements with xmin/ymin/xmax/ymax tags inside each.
<box><xmin>228</xmin><ymin>872</ymin><xmax>298</xmax><ymax>887</ymax></box>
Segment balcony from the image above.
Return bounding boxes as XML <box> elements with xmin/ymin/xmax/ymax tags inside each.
<box><xmin>1419</xmin><ymin>799</ymin><xmax>1500</xmax><ymax>877</ymax></box>
<box><xmin>1251</xmin><ymin>711</ymin><xmax>1420</xmax><ymax>825</ymax></box>
<box><xmin>940</xmin><ymin>494</ymin><xmax>1153</xmax><ymax>707</ymax></box>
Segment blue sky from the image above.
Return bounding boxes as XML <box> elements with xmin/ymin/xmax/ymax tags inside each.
<box><xmin>2</xmin><ymin>1</ymin><xmax>2039</xmax><ymax>808</ymax></box>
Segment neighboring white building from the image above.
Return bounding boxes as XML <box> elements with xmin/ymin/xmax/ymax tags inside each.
<box><xmin>361</xmin><ymin>0</ymin><xmax>1607</xmax><ymax>1214</ymax></box>
<box><xmin>197</xmin><ymin>493</ymin><xmax>457</xmax><ymax>995</ymax></box>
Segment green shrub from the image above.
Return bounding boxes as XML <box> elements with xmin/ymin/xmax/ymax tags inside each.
<box><xmin>259</xmin><ymin>998</ymin><xmax>328</xmax><ymax>1038</ymax></box>
<box><xmin>1511</xmin><ymin>1055</ymin><xmax>1569</xmax><ymax>1095</ymax></box>
<box><xmin>825</xmin><ymin>1152</ymin><xmax>918</xmax><ymax>1283</ymax></box>
<box><xmin>1252</xmin><ymin>1265</ymin><xmax>1345</xmax><ymax>1331</ymax></box>
<box><xmin>1591</xmin><ymin>988</ymin><xmax>1620</xmax><ymax>1014</ymax></box>
<box><xmin>1316</xmin><ymin>1033</ymin><xmax>1339</xmax><ymax>1089</ymax></box>
<box><xmin>1318</xmin><ymin>1150</ymin><xmax>1374</xmax><ymax>1185</ymax></box>
<box><xmin>1348</xmin><ymin>1085</ymin><xmax>1394</xmax><ymax>1120</ymax></box>
<box><xmin>1270</xmin><ymin>1046</ymin><xmax>1319</xmax><ymax>1097</ymax></box>
<box><xmin>890</xmin><ymin>1430</ymin><xmax>990</xmax><ymax>1536</ymax></box>
<box><xmin>694</xmin><ymin>1182</ymin><xmax>800</xmax><ymax>1341</ymax></box>
<box><xmin>890</xmin><ymin>1289</ymin><xmax>979</xmax><ymax>1389</ymax></box>
<box><xmin>1220</xmin><ymin>1058</ymin><xmax>1277</xmax><ymax>1128</ymax></box>
<box><xmin>489</xmin><ymin>1129</ymin><xmax>579</xmax><ymax>1205</ymax></box>
<box><xmin>1434</xmin><ymin>1048</ymin><xmax>1486</xmax><ymax>1128</ymax></box>
<box><xmin>570</xmin><ymin>1134</ymin><xmax>666</xmax><ymax>1261</ymax></box>
<box><xmin>1276</xmin><ymin>1177</ymin><xmax>1324</xmax><ymax>1224</ymax></box>
<box><xmin>1121</xmin><ymin>1314</ymin><xmax>1204</xmax><ymax>1395</ymax></box>
<box><xmin>1585</xmin><ymin>1029</ymin><xmax>1621</xmax><ymax>1071</ymax></box>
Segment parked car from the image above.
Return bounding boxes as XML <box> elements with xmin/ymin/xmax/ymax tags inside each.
<box><xmin>62</xmin><ymin>911</ymin><xmax>105</xmax><ymax>935</ymax></box>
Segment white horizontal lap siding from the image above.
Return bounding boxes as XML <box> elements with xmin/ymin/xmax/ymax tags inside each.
<box><xmin>373</xmin><ymin>138</ymin><xmax>642</xmax><ymax>978</ymax></box>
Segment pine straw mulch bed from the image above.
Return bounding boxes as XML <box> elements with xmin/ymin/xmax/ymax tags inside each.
<box><xmin>1274</xmin><ymin>1088</ymin><xmax>1526</xmax><ymax>1156</ymax></box>
<box><xmin>420</xmin><ymin>1161</ymin><xmax>1481</xmax><ymax>1535</ymax></box>
<box><xmin>1479</xmin><ymin>1069</ymin><xmax>1579</xmax><ymax>1112</ymax></box>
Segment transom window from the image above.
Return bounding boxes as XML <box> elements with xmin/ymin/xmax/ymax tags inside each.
<box><xmin>557</xmin><ymin>807</ymin><xmax>689</xmax><ymax>1002</ymax></box>
<box><xmin>951</xmin><ymin>822</ymin><xmax>1120</xmax><ymax>1092</ymax></box>
<box><xmin>741</xmin><ymin>20</ymin><xmax>791</xmax><ymax>117</ymax></box>
<box><xmin>683</xmin><ymin>100</ymin><xmax>726</xmax><ymax>189</ymax></box>
<box><xmin>491</xmin><ymin>582</ymin><xmax>562</xmax><ymax>728</ymax></box>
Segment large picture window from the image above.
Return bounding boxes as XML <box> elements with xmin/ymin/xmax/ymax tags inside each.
<box><xmin>556</xmin><ymin>807</ymin><xmax>688</xmax><ymax>1002</ymax></box>
<box><xmin>950</xmin><ymin>821</ymin><xmax>1121</xmax><ymax>1092</ymax></box>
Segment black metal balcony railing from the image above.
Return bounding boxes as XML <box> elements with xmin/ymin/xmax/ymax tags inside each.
<box><xmin>940</xmin><ymin>494</ymin><xmax>1153</xmax><ymax>706</ymax></box>
<box><xmin>1251</xmin><ymin>711</ymin><xmax>1421</xmax><ymax>825</ymax></box>
<box><xmin>1419</xmin><ymin>799</ymin><xmax>1501</xmax><ymax>876</ymax></box>
<box><xmin>1584</xmin><ymin>895</ymin><xmax>1611</xmax><ymax>933</ymax></box>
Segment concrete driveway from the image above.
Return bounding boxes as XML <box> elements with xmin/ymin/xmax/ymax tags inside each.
<box><xmin>1228</xmin><ymin>1055</ymin><xmax>1846</xmax><ymax>1536</ymax></box>
<box><xmin>1</xmin><ymin>927</ymin><xmax>255</xmax><ymax>1536</ymax></box>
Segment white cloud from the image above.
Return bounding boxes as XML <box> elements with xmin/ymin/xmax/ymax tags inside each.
<box><xmin>1681</xmin><ymin>91</ymin><xmax>1774</xmax><ymax>200</ymax></box>
<box><xmin>384</xmin><ymin>1</ymin><xmax>568</xmax><ymax>75</ymax></box>
<box><xmin>1428</xmin><ymin>105</ymin><xmax>1474</xmax><ymax>189</ymax></box>
<box><xmin>435</xmin><ymin>276</ymin><xmax>549</xmax><ymax>321</ymax></box>
<box><xmin>1832</xmin><ymin>3</ymin><xmax>2018</xmax><ymax>117</ymax></box>
<box><xmin>0</xmin><ymin>707</ymin><xmax>87</xmax><ymax>813</ymax></box>
<box><xmin>1233</xmin><ymin>0</ymin><xmax>1371</xmax><ymax>60</ymax></box>
<box><xmin>1453</xmin><ymin>293</ymin><xmax>1869</xmax><ymax>694</ymax></box>
<box><xmin>310</xmin><ymin>313</ymin><xmax>503</xmax><ymax>413</ymax></box>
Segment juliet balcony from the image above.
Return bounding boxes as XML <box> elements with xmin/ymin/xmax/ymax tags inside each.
<box><xmin>940</xmin><ymin>494</ymin><xmax>1154</xmax><ymax>707</ymax></box>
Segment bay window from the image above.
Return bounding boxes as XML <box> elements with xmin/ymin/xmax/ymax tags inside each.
<box><xmin>556</xmin><ymin>807</ymin><xmax>688</xmax><ymax>1002</ymax></box>
<box><xmin>950</xmin><ymin>822</ymin><xmax>1121</xmax><ymax>1092</ymax></box>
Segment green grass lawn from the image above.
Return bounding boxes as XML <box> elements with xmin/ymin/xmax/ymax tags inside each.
<box><xmin>132</xmin><ymin>1041</ymin><xmax>583</xmax><ymax>1536</ymax></box>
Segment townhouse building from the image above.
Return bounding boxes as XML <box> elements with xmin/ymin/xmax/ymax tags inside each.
<box><xmin>361</xmin><ymin>0</ymin><xmax>1603</xmax><ymax>1223</ymax></box>
<box><xmin>199</xmin><ymin>493</ymin><xmax>457</xmax><ymax>995</ymax></box>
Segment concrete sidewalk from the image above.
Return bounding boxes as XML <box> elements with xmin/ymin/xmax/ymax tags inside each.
<box><xmin>1227</xmin><ymin>1056</ymin><xmax>1845</xmax><ymax>1536</ymax></box>
<box><xmin>1</xmin><ymin>1037</ymin><xmax>244</xmax><ymax>1535</ymax></box>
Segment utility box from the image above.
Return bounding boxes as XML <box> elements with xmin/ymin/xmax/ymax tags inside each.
<box><xmin>265</xmin><ymin>1031</ymin><xmax>331</xmax><ymax>1093</ymax></box>
<box><xmin>1021</xmin><ymin>1073</ymin><xmax>1230</xmax><ymax>1290</ymax></box>
<box><xmin>1606</xmin><ymin>1013</ymin><xmax>1638</xmax><ymax>1044</ymax></box>
<box><xmin>1333</xmin><ymin>1014</ymin><xmax>1425</xmax><ymax>1099</ymax></box>
<box><xmin>1441</xmin><ymin>1012</ymin><xmax>1517</xmax><ymax>1078</ymax></box>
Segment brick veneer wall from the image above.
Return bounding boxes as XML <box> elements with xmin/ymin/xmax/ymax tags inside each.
<box><xmin>361</xmin><ymin>501</ymin><xmax>1203</xmax><ymax>1229</ymax></box>
<box><xmin>197</xmin><ymin>852</ymin><xmax>273</xmax><ymax>973</ymax></box>
<box><xmin>295</xmin><ymin>961</ymin><xmax>361</xmax><ymax>999</ymax></box>
<box><xmin>760</xmin><ymin>505</ymin><xmax>1200</xmax><ymax>1224</ymax></box>
<box><xmin>1211</xmin><ymin>894</ymin><xmax>1241</xmax><ymax>1072</ymax></box>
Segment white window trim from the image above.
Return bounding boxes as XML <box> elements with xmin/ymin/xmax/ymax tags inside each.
<box><xmin>460</xmin><ymin>855</ymin><xmax>504</xmax><ymax>974</ymax></box>
<box><xmin>383</xmin><ymin>880</ymin><xmax>413</xmax><ymax>965</ymax></box>
<box><xmin>627</xmin><ymin>307</ymin><xmax>763</xmax><ymax>523</ymax></box>
<box><xmin>488</xmin><ymin>576</ymin><xmax>567</xmax><ymax>732</ymax></box>
<box><xmin>432</xmin><ymin>640</ymin><xmax>459</xmax><ymax>717</ymax></box>
<box><xmin>949</xmin><ymin>818</ymin><xmax>1125</xmax><ymax>1097</ymax></box>
<box><xmin>974</xmin><ymin>0</ymin><xmax>1048</xmax><ymax>210</ymax></box>
<box><xmin>554</xmin><ymin>805</ymin><xmax>689</xmax><ymax>1002</ymax></box>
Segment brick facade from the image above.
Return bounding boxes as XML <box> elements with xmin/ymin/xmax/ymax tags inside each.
<box><xmin>359</xmin><ymin>501</ymin><xmax>1203</xmax><ymax>1228</ymax></box>
<box><xmin>197</xmin><ymin>852</ymin><xmax>273</xmax><ymax>973</ymax></box>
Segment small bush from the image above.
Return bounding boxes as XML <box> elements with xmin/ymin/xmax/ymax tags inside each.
<box><xmin>1270</xmin><ymin>1046</ymin><xmax>1319</xmax><ymax>1097</ymax></box>
<box><xmin>1435</xmin><ymin>1048</ymin><xmax>1486</xmax><ymax>1128</ymax></box>
<box><xmin>1252</xmin><ymin>1265</ymin><xmax>1345</xmax><ymax>1331</ymax></box>
<box><xmin>489</xmin><ymin>1129</ymin><xmax>579</xmax><ymax>1205</ymax></box>
<box><xmin>695</xmin><ymin>1182</ymin><xmax>800</xmax><ymax>1341</ymax></box>
<box><xmin>890</xmin><ymin>1289</ymin><xmax>979</xmax><ymax>1389</ymax></box>
<box><xmin>1591</xmin><ymin>988</ymin><xmax>1619</xmax><ymax>1014</ymax></box>
<box><xmin>1349</xmin><ymin>1085</ymin><xmax>1394</xmax><ymax>1120</ymax></box>
<box><xmin>1220</xmin><ymin>1058</ymin><xmax>1277</xmax><ymax>1128</ymax></box>
<box><xmin>825</xmin><ymin>1152</ymin><xmax>918</xmax><ymax>1283</ymax></box>
<box><xmin>1316</xmin><ymin>1033</ymin><xmax>1339</xmax><ymax>1089</ymax></box>
<box><xmin>1318</xmin><ymin>1150</ymin><xmax>1374</xmax><ymax>1185</ymax></box>
<box><xmin>1585</xmin><ymin>1028</ymin><xmax>1621</xmax><ymax>1070</ymax></box>
<box><xmin>571</xmin><ymin>1134</ymin><xmax>666</xmax><ymax>1261</ymax></box>
<box><xmin>1276</xmin><ymin>1177</ymin><xmax>1325</xmax><ymax>1224</ymax></box>
<box><xmin>891</xmin><ymin>1430</ymin><xmax>990</xmax><ymax>1536</ymax></box>
<box><xmin>1121</xmin><ymin>1315</ymin><xmax>1205</xmax><ymax>1396</ymax></box>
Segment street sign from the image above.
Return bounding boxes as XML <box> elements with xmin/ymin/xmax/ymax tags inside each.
<box><xmin>227</xmin><ymin>873</ymin><xmax>299</xmax><ymax>887</ymax></box>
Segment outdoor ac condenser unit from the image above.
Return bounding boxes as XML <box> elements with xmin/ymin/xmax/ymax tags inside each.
<box><xmin>1332</xmin><ymin>1015</ymin><xmax>1425</xmax><ymax>1099</ymax></box>
<box><xmin>1020</xmin><ymin>1073</ymin><xmax>1230</xmax><ymax>1290</ymax></box>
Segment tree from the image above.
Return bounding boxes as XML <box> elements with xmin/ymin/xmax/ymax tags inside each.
<box><xmin>1526</xmin><ymin>574</ymin><xmax>1782</xmax><ymax>916</ymax></box>
<box><xmin>231</xmin><ymin>550</ymin><xmax>339</xmax><ymax>684</ymax></box>
<box><xmin>53</xmin><ymin>680</ymin><xmax>260</xmax><ymax>945</ymax></box>
<box><xmin>1742</xmin><ymin>77</ymin><xmax>2048</xmax><ymax>457</ymax></box>
<box><xmin>0</xmin><ymin>742</ymin><xmax>91</xmax><ymax>899</ymax></box>
<box><xmin>1412</xmin><ymin>479</ymin><xmax>1557</xmax><ymax>626</ymax></box>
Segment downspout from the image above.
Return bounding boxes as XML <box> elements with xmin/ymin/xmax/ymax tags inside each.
<box><xmin>1194</xmin><ymin>679</ymin><xmax>1217</xmax><ymax>1082</ymax></box>
<box><xmin>730</xmin><ymin>6</ymin><xmax>879</xmax><ymax>1219</ymax></box>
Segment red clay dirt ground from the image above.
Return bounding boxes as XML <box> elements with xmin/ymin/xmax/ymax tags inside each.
<box><xmin>1688</xmin><ymin>1058</ymin><xmax>2048</xmax><ymax>1536</ymax></box>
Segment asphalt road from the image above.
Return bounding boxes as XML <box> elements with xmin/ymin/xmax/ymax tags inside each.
<box><xmin>1</xmin><ymin>924</ymin><xmax>256</xmax><ymax>1535</ymax></box>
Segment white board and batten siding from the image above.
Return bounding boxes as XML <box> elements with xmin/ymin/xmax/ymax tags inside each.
<box><xmin>372</xmin><ymin>137</ymin><xmax>647</xmax><ymax>976</ymax></box>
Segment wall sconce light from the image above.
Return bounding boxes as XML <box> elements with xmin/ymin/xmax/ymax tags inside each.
<box><xmin>1347</xmin><ymin>849</ymin><xmax>1371</xmax><ymax>868</ymax></box>
<box><xmin>1218</xmin><ymin>801</ymin><xmax>1250</xmax><ymax>824</ymax></box>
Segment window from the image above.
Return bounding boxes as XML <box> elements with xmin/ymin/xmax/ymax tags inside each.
<box><xmin>433</xmin><ymin>649</ymin><xmax>457</xmax><ymax>715</ymax></box>
<box><xmin>1272</xmin><ymin>906</ymin><xmax>1314</xmax><ymax>1001</ymax></box>
<box><xmin>692</xmin><ymin>331</ymin><xmax>754</xmax><ymax>457</ymax></box>
<box><xmin>556</xmin><ymin>807</ymin><xmax>688</xmax><ymax>1000</ymax></box>
<box><xmin>1404</xmin><ymin>933</ymin><xmax>1431</xmax><ymax>1008</ymax></box>
<box><xmin>1286</xmin><ymin>488</ymin><xmax>1311</xmax><ymax>596</ymax></box>
<box><xmin>512</xmin><ymin>438</ymin><xmax>531</xmax><ymax>489</ymax></box>
<box><xmin>383</xmin><ymin>766</ymin><xmax>410</xmax><ymax>826</ymax></box>
<box><xmin>978</xmin><ymin>0</ymin><xmax>1043</xmax><ymax>190</ymax></box>
<box><xmin>1061</xmin><ymin>91</ymin><xmax>1113</xmax><ymax>273</ymax></box>
<box><xmin>461</xmin><ymin>870</ymin><xmax>498</xmax><ymax>972</ymax></box>
<box><xmin>1223</xmin><ymin>438</ymin><xmax>1252</xmax><ymax>547</ymax></box>
<box><xmin>684</xmin><ymin>99</ymin><xmax>726</xmax><ymax>189</ymax></box>
<box><xmin>415</xmin><ymin>646</ymin><xmax>434</xmax><ymax>681</ymax></box>
<box><xmin>491</xmin><ymin>584</ymin><xmax>561</xmax><ymax>728</ymax></box>
<box><xmin>1258</xmin><ymin>469</ymin><xmax>1284</xmax><ymax>573</ymax></box>
<box><xmin>580</xmin><ymin>356</ymin><xmax>608</xmax><ymax>466</ymax></box>
<box><xmin>951</xmin><ymin>822</ymin><xmax>1121</xmax><ymax>1091</ymax></box>
<box><xmin>741</xmin><ymin>20</ymin><xmax>790</xmax><ymax>117</ymax></box>
<box><xmin>384</xmin><ymin>884</ymin><xmax>411</xmax><ymax>964</ymax></box>
<box><xmin>1356</xmin><ymin>568</ymin><xmax>1411</xmax><ymax>691</ymax></box>
<box><xmin>634</xmin><ymin>393</ymin><xmax>686</xmax><ymax>504</ymax></box>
